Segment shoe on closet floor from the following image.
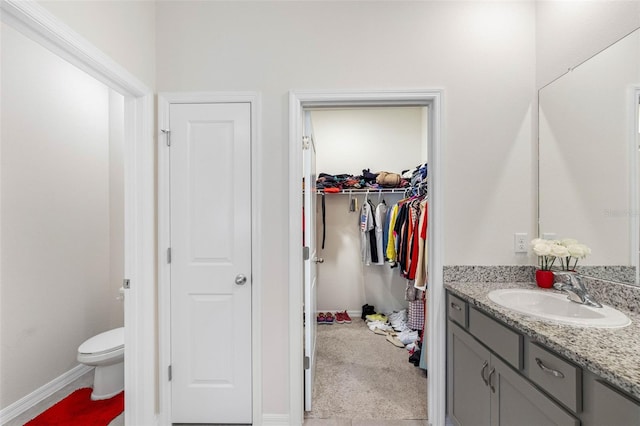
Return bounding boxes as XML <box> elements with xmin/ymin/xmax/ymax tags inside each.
<box><xmin>391</xmin><ymin>318</ymin><xmax>410</xmax><ymax>332</ymax></box>
<box><xmin>388</xmin><ymin>309</ymin><xmax>407</xmax><ymax>323</ymax></box>
<box><xmin>397</xmin><ymin>330</ymin><xmax>419</xmax><ymax>345</ymax></box>
<box><xmin>361</xmin><ymin>304</ymin><xmax>375</xmax><ymax>319</ymax></box>
<box><xmin>367</xmin><ymin>321</ymin><xmax>393</xmax><ymax>333</ymax></box>
<box><xmin>338</xmin><ymin>310</ymin><xmax>351</xmax><ymax>323</ymax></box>
<box><xmin>365</xmin><ymin>313</ymin><xmax>387</xmax><ymax>323</ymax></box>
<box><xmin>409</xmin><ymin>350</ymin><xmax>421</xmax><ymax>366</ymax></box>
<box><xmin>335</xmin><ymin>312</ymin><xmax>344</xmax><ymax>324</ymax></box>
<box><xmin>324</xmin><ymin>312</ymin><xmax>335</xmax><ymax>324</ymax></box>
<box><xmin>386</xmin><ymin>334</ymin><xmax>405</xmax><ymax>348</ymax></box>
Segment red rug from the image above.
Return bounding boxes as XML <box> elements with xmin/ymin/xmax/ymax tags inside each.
<box><xmin>25</xmin><ymin>388</ymin><xmax>123</xmax><ymax>426</ymax></box>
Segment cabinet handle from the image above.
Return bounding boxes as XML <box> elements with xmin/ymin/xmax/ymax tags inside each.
<box><xmin>535</xmin><ymin>357</ymin><xmax>565</xmax><ymax>378</ymax></box>
<box><xmin>480</xmin><ymin>360</ymin><xmax>489</xmax><ymax>385</ymax></box>
<box><xmin>488</xmin><ymin>367</ymin><xmax>496</xmax><ymax>393</ymax></box>
<box><xmin>450</xmin><ymin>302</ymin><xmax>462</xmax><ymax>311</ymax></box>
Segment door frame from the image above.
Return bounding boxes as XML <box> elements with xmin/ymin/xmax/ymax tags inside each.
<box><xmin>157</xmin><ymin>92</ymin><xmax>262</xmax><ymax>425</ymax></box>
<box><xmin>288</xmin><ymin>89</ymin><xmax>446</xmax><ymax>426</ymax></box>
<box><xmin>0</xmin><ymin>1</ymin><xmax>155</xmax><ymax>425</ymax></box>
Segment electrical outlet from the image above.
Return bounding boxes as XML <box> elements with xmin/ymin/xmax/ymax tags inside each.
<box><xmin>542</xmin><ymin>232</ymin><xmax>557</xmax><ymax>241</ymax></box>
<box><xmin>514</xmin><ymin>233</ymin><xmax>528</xmax><ymax>253</ymax></box>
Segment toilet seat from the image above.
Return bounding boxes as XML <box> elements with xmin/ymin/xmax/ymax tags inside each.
<box><xmin>78</xmin><ymin>327</ymin><xmax>124</xmax><ymax>356</ymax></box>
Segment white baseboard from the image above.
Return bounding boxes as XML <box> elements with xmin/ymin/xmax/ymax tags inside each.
<box><xmin>261</xmin><ymin>413</ymin><xmax>291</xmax><ymax>425</ymax></box>
<box><xmin>348</xmin><ymin>310</ymin><xmax>362</xmax><ymax>319</ymax></box>
<box><xmin>0</xmin><ymin>364</ymin><xmax>93</xmax><ymax>424</ymax></box>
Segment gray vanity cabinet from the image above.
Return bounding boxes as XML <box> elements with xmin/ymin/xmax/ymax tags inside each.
<box><xmin>490</xmin><ymin>354</ymin><xmax>579</xmax><ymax>426</ymax></box>
<box><xmin>581</xmin><ymin>371</ymin><xmax>640</xmax><ymax>426</ymax></box>
<box><xmin>447</xmin><ymin>320</ymin><xmax>491</xmax><ymax>425</ymax></box>
<box><xmin>446</xmin><ymin>290</ymin><xmax>640</xmax><ymax>426</ymax></box>
<box><xmin>448</xmin><ymin>320</ymin><xmax>579</xmax><ymax>426</ymax></box>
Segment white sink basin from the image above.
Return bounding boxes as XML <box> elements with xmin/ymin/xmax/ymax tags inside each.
<box><xmin>488</xmin><ymin>289</ymin><xmax>631</xmax><ymax>328</ymax></box>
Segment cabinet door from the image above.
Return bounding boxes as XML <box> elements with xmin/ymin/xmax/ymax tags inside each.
<box><xmin>448</xmin><ymin>321</ymin><xmax>492</xmax><ymax>426</ymax></box>
<box><xmin>582</xmin><ymin>371</ymin><xmax>640</xmax><ymax>426</ymax></box>
<box><xmin>490</xmin><ymin>356</ymin><xmax>579</xmax><ymax>426</ymax></box>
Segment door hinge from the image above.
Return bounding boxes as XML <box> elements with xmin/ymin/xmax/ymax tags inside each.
<box><xmin>302</xmin><ymin>136</ymin><xmax>310</xmax><ymax>150</ymax></box>
<box><xmin>161</xmin><ymin>129</ymin><xmax>171</xmax><ymax>146</ymax></box>
<box><xmin>167</xmin><ymin>247</ymin><xmax>172</xmax><ymax>264</ymax></box>
<box><xmin>304</xmin><ymin>356</ymin><xmax>310</xmax><ymax>370</ymax></box>
<box><xmin>168</xmin><ymin>365</ymin><xmax>172</xmax><ymax>381</ymax></box>
<box><xmin>303</xmin><ymin>246</ymin><xmax>310</xmax><ymax>261</ymax></box>
<box><xmin>122</xmin><ymin>279</ymin><xmax>130</xmax><ymax>289</ymax></box>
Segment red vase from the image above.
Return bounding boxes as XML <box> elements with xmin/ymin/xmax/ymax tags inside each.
<box><xmin>535</xmin><ymin>270</ymin><xmax>554</xmax><ymax>288</ymax></box>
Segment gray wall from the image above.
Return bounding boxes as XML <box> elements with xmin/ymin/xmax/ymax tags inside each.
<box><xmin>10</xmin><ymin>0</ymin><xmax>640</xmax><ymax>419</ymax></box>
<box><xmin>155</xmin><ymin>0</ymin><xmax>537</xmax><ymax>414</ymax></box>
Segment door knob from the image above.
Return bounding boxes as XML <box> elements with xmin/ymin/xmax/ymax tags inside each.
<box><xmin>235</xmin><ymin>274</ymin><xmax>247</xmax><ymax>285</ymax></box>
<box><xmin>313</xmin><ymin>257</ymin><xmax>324</xmax><ymax>264</ymax></box>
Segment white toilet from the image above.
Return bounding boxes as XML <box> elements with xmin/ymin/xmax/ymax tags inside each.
<box><xmin>77</xmin><ymin>327</ymin><xmax>124</xmax><ymax>400</ymax></box>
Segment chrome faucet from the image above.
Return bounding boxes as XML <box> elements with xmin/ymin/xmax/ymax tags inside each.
<box><xmin>552</xmin><ymin>271</ymin><xmax>602</xmax><ymax>308</ymax></box>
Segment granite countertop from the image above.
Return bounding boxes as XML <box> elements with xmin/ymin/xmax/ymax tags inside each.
<box><xmin>445</xmin><ymin>281</ymin><xmax>640</xmax><ymax>399</ymax></box>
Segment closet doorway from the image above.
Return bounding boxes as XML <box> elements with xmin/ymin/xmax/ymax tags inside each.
<box><xmin>307</xmin><ymin>106</ymin><xmax>428</xmax><ymax>420</ymax></box>
<box><xmin>288</xmin><ymin>90</ymin><xmax>446</xmax><ymax>426</ymax></box>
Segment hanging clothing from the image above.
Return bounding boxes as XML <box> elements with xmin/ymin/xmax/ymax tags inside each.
<box><xmin>360</xmin><ymin>201</ymin><xmax>374</xmax><ymax>265</ymax></box>
<box><xmin>406</xmin><ymin>200</ymin><xmax>422</xmax><ymax>280</ymax></box>
<box><xmin>382</xmin><ymin>205</ymin><xmax>392</xmax><ymax>259</ymax></box>
<box><xmin>414</xmin><ymin>200</ymin><xmax>428</xmax><ymax>290</ymax></box>
<box><xmin>386</xmin><ymin>203</ymin><xmax>400</xmax><ymax>263</ymax></box>
<box><xmin>386</xmin><ymin>195</ymin><xmax>428</xmax><ymax>283</ymax></box>
<box><xmin>367</xmin><ymin>200</ymin><xmax>379</xmax><ymax>264</ymax></box>
<box><xmin>419</xmin><ymin>293</ymin><xmax>428</xmax><ymax>371</ymax></box>
<box><xmin>407</xmin><ymin>298</ymin><xmax>425</xmax><ymax>330</ymax></box>
<box><xmin>374</xmin><ymin>201</ymin><xmax>388</xmax><ymax>265</ymax></box>
<box><xmin>394</xmin><ymin>202</ymin><xmax>410</xmax><ymax>272</ymax></box>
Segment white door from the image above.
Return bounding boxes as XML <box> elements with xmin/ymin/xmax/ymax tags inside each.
<box><xmin>169</xmin><ymin>102</ymin><xmax>252</xmax><ymax>423</ymax></box>
<box><xmin>303</xmin><ymin>110</ymin><xmax>318</xmax><ymax>411</ymax></box>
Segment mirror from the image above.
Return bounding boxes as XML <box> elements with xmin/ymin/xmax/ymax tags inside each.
<box><xmin>538</xmin><ymin>28</ymin><xmax>640</xmax><ymax>286</ymax></box>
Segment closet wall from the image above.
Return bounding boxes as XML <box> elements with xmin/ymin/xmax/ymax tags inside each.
<box><xmin>312</xmin><ymin>107</ymin><xmax>427</xmax><ymax>314</ymax></box>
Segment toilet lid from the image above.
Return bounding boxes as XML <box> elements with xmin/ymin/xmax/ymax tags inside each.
<box><xmin>78</xmin><ymin>327</ymin><xmax>124</xmax><ymax>355</ymax></box>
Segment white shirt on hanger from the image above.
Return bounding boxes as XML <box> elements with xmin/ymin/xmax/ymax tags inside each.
<box><xmin>374</xmin><ymin>202</ymin><xmax>388</xmax><ymax>265</ymax></box>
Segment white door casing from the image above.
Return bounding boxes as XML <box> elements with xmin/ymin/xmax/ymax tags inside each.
<box><xmin>168</xmin><ymin>102</ymin><xmax>252</xmax><ymax>424</ymax></box>
<box><xmin>0</xmin><ymin>2</ymin><xmax>155</xmax><ymax>425</ymax></box>
<box><xmin>288</xmin><ymin>89</ymin><xmax>445</xmax><ymax>426</ymax></box>
<box><xmin>303</xmin><ymin>110</ymin><xmax>318</xmax><ymax>411</ymax></box>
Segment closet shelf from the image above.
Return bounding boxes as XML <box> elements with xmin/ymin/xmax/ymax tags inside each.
<box><xmin>317</xmin><ymin>188</ymin><xmax>408</xmax><ymax>195</ymax></box>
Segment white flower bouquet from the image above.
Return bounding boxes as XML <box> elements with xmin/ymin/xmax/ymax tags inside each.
<box><xmin>530</xmin><ymin>238</ymin><xmax>591</xmax><ymax>271</ymax></box>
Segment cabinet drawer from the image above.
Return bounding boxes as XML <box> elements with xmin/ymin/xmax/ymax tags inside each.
<box><xmin>528</xmin><ymin>342</ymin><xmax>582</xmax><ymax>413</ymax></box>
<box><xmin>469</xmin><ymin>307</ymin><xmax>522</xmax><ymax>369</ymax></box>
<box><xmin>447</xmin><ymin>293</ymin><xmax>468</xmax><ymax>328</ymax></box>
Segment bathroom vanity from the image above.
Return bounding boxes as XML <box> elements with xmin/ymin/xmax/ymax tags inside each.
<box><xmin>445</xmin><ymin>282</ymin><xmax>640</xmax><ymax>426</ymax></box>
